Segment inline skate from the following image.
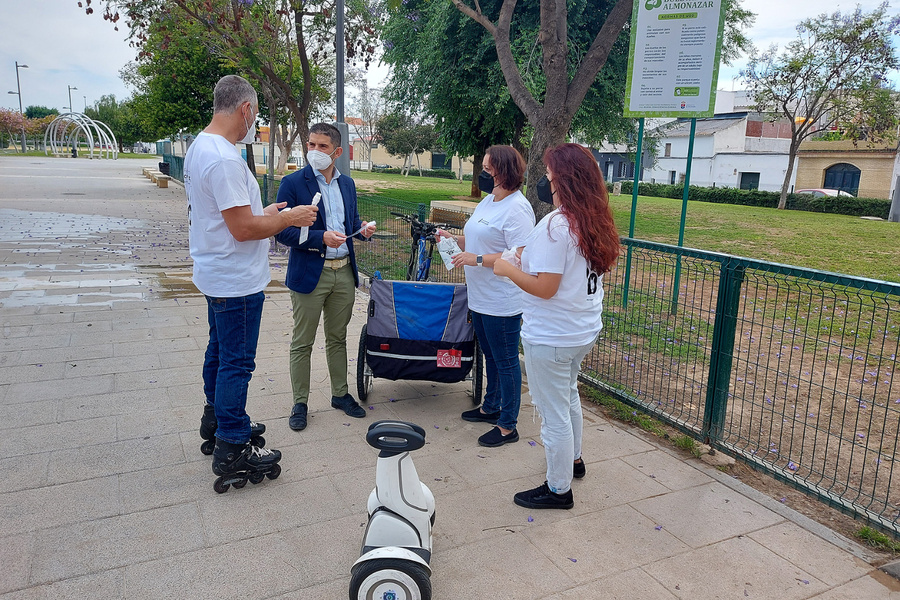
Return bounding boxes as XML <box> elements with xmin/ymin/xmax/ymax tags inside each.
<box><xmin>199</xmin><ymin>403</ymin><xmax>266</xmax><ymax>455</ymax></box>
<box><xmin>211</xmin><ymin>439</ymin><xmax>282</xmax><ymax>494</ymax></box>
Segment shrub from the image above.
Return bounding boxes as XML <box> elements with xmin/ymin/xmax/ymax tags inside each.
<box><xmin>371</xmin><ymin>166</ymin><xmax>458</xmax><ymax>180</ymax></box>
<box><xmin>611</xmin><ymin>181</ymin><xmax>891</xmax><ymax>219</ymax></box>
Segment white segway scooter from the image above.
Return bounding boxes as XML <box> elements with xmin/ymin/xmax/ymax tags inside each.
<box><xmin>350</xmin><ymin>420</ymin><xmax>435</xmax><ymax>600</ymax></box>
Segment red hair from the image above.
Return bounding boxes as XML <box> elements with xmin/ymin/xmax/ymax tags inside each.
<box><xmin>543</xmin><ymin>143</ymin><xmax>620</xmax><ymax>273</ymax></box>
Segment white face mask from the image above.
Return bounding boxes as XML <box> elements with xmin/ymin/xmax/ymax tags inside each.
<box><xmin>240</xmin><ymin>108</ymin><xmax>256</xmax><ymax>144</ymax></box>
<box><xmin>307</xmin><ymin>148</ymin><xmax>337</xmax><ymax>171</ymax></box>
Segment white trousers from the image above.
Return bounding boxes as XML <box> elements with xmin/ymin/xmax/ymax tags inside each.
<box><xmin>523</xmin><ymin>339</ymin><xmax>595</xmax><ymax>494</ymax></box>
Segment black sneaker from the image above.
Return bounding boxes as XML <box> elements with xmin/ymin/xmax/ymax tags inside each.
<box><xmin>513</xmin><ymin>482</ymin><xmax>574</xmax><ymax>510</ymax></box>
<box><xmin>477</xmin><ymin>427</ymin><xmax>519</xmax><ymax>447</ymax></box>
<box><xmin>461</xmin><ymin>407</ymin><xmax>500</xmax><ymax>424</ymax></box>
<box><xmin>331</xmin><ymin>394</ymin><xmax>366</xmax><ymax>418</ymax></box>
<box><xmin>573</xmin><ymin>459</ymin><xmax>586</xmax><ymax>479</ymax></box>
<box><xmin>289</xmin><ymin>403</ymin><xmax>308</xmax><ymax>431</ymax></box>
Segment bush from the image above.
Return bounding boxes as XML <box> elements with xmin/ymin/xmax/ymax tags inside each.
<box><xmin>371</xmin><ymin>166</ymin><xmax>458</xmax><ymax>180</ymax></box>
<box><xmin>611</xmin><ymin>181</ymin><xmax>891</xmax><ymax>219</ymax></box>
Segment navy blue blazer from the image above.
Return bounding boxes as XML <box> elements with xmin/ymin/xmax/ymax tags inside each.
<box><xmin>274</xmin><ymin>164</ymin><xmax>365</xmax><ymax>294</ymax></box>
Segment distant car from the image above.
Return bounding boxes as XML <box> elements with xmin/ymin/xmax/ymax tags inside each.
<box><xmin>372</xmin><ymin>163</ymin><xmax>391</xmax><ymax>169</ymax></box>
<box><xmin>795</xmin><ymin>188</ymin><xmax>855</xmax><ymax>198</ymax></box>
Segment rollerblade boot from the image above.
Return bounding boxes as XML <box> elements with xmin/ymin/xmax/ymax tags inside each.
<box><xmin>211</xmin><ymin>439</ymin><xmax>282</xmax><ymax>494</ymax></box>
<box><xmin>199</xmin><ymin>403</ymin><xmax>266</xmax><ymax>455</ymax></box>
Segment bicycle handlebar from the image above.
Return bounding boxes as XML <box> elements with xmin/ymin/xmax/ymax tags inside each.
<box><xmin>389</xmin><ymin>211</ymin><xmax>457</xmax><ymax>235</ymax></box>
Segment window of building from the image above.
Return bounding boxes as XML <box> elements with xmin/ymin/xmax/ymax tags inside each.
<box><xmin>664</xmin><ymin>143</ymin><xmax>672</xmax><ymax>157</ymax></box>
<box><xmin>823</xmin><ymin>163</ymin><xmax>861</xmax><ymax>196</ymax></box>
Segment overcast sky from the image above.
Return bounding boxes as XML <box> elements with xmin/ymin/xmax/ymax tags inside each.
<box><xmin>1</xmin><ymin>0</ymin><xmax>897</xmax><ymax>114</ymax></box>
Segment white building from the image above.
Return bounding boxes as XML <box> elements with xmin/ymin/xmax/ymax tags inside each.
<box><xmin>643</xmin><ymin>90</ymin><xmax>798</xmax><ymax>192</ymax></box>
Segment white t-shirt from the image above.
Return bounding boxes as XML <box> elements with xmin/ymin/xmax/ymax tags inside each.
<box><xmin>463</xmin><ymin>190</ymin><xmax>535</xmax><ymax>316</ymax></box>
<box><xmin>185</xmin><ymin>132</ymin><xmax>270</xmax><ymax>297</ymax></box>
<box><xmin>520</xmin><ymin>210</ymin><xmax>604</xmax><ymax>347</ymax></box>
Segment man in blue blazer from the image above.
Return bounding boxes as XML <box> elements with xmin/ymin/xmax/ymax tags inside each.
<box><xmin>274</xmin><ymin>123</ymin><xmax>376</xmax><ymax>431</ymax></box>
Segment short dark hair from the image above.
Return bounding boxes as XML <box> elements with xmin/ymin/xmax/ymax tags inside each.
<box><xmin>309</xmin><ymin>123</ymin><xmax>341</xmax><ymax>147</ymax></box>
<box><xmin>485</xmin><ymin>145</ymin><xmax>526</xmax><ymax>191</ymax></box>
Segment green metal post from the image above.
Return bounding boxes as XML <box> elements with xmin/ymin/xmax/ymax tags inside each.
<box><xmin>622</xmin><ymin>118</ymin><xmax>644</xmax><ymax>310</ymax></box>
<box><xmin>670</xmin><ymin>118</ymin><xmax>696</xmax><ymax>314</ymax></box>
<box><xmin>701</xmin><ymin>259</ymin><xmax>745</xmax><ymax>443</ymax></box>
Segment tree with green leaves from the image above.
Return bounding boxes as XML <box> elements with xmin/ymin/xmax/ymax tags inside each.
<box><xmin>25</xmin><ymin>106</ymin><xmax>59</xmax><ymax>120</ymax></box>
<box><xmin>84</xmin><ymin>0</ymin><xmax>381</xmax><ymax>159</ymax></box>
<box><xmin>741</xmin><ymin>2</ymin><xmax>900</xmax><ymax>209</ymax></box>
<box><xmin>389</xmin><ymin>0</ymin><xmax>753</xmax><ymax>210</ymax></box>
<box><xmin>376</xmin><ymin>111</ymin><xmax>438</xmax><ymax>176</ymax></box>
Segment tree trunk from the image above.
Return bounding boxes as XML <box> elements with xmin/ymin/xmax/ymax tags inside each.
<box><xmin>779</xmin><ymin>141</ymin><xmax>800</xmax><ymax>210</ymax></box>
<box><xmin>471</xmin><ymin>148</ymin><xmax>486</xmax><ymax>197</ymax></box>
<box><xmin>244</xmin><ymin>143</ymin><xmax>256</xmax><ymax>175</ymax></box>
<box><xmin>524</xmin><ymin>115</ymin><xmax>571</xmax><ymax>217</ymax></box>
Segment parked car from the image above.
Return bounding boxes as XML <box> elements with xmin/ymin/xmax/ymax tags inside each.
<box><xmin>795</xmin><ymin>188</ymin><xmax>855</xmax><ymax>198</ymax></box>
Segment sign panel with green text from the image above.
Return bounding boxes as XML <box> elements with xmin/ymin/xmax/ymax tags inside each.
<box><xmin>624</xmin><ymin>1</ymin><xmax>727</xmax><ymax>117</ymax></box>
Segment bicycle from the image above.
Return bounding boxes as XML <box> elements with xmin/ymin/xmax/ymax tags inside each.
<box><xmin>389</xmin><ymin>211</ymin><xmax>451</xmax><ymax>281</ymax></box>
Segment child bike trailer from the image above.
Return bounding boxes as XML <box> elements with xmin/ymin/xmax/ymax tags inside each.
<box><xmin>357</xmin><ymin>278</ymin><xmax>482</xmax><ymax>404</ymax></box>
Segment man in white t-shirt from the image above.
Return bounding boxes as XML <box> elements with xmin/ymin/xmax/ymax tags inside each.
<box><xmin>185</xmin><ymin>75</ymin><xmax>317</xmax><ymax>489</ymax></box>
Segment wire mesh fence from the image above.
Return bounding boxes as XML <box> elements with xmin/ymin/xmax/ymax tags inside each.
<box><xmin>584</xmin><ymin>238</ymin><xmax>900</xmax><ymax>535</ymax></box>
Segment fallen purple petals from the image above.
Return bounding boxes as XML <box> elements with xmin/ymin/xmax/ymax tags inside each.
<box><xmin>528</xmin><ymin>441</ymin><xmax>536</xmax><ymax>446</ymax></box>
<box><xmin>655</xmin><ymin>525</ymin><xmax>663</xmax><ymax>531</ymax></box>
<box><xmin>567</xmin><ymin>557</ymin><xmax>577</xmax><ymax>563</ymax></box>
<box><xmin>527</xmin><ymin>516</ymin><xmax>533</xmax><ymax>522</ymax></box>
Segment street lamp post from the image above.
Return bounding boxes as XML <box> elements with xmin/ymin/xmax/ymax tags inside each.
<box><xmin>13</xmin><ymin>61</ymin><xmax>28</xmax><ymax>153</ymax></box>
<box><xmin>83</xmin><ymin>96</ymin><xmax>87</xmax><ymax>112</ymax></box>
<box><xmin>67</xmin><ymin>85</ymin><xmax>78</xmax><ymax>114</ymax></box>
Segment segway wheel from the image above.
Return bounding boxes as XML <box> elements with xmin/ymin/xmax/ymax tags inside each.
<box><xmin>469</xmin><ymin>335</ymin><xmax>483</xmax><ymax>405</ymax></box>
<box><xmin>357</xmin><ymin>324</ymin><xmax>373</xmax><ymax>402</ymax></box>
<box><xmin>349</xmin><ymin>558</ymin><xmax>431</xmax><ymax>600</ymax></box>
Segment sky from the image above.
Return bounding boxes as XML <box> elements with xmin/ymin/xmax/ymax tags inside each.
<box><xmin>1</xmin><ymin>0</ymin><xmax>897</xmax><ymax>114</ymax></box>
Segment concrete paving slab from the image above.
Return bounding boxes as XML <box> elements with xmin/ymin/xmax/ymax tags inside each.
<box><xmin>631</xmin><ymin>481</ymin><xmax>784</xmax><ymax>548</ymax></box>
<box><xmin>643</xmin><ymin>535</ymin><xmax>828</xmax><ymax>599</ymax></box>
<box><xmin>0</xmin><ymin>157</ymin><xmax>894</xmax><ymax>599</ymax></box>
<box><xmin>543</xmin><ymin>567</ymin><xmax>679</xmax><ymax>599</ymax></box>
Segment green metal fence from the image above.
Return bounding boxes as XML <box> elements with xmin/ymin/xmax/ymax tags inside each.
<box><xmin>583</xmin><ymin>238</ymin><xmax>900</xmax><ymax>535</ymax></box>
<box><xmin>355</xmin><ymin>195</ymin><xmax>466</xmax><ymax>284</ymax></box>
<box><xmin>162</xmin><ymin>154</ymin><xmax>184</xmax><ymax>182</ymax></box>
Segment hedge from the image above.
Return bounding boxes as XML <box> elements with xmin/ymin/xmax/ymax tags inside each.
<box><xmin>611</xmin><ymin>181</ymin><xmax>892</xmax><ymax>219</ymax></box>
<box><xmin>371</xmin><ymin>166</ymin><xmax>458</xmax><ymax>179</ymax></box>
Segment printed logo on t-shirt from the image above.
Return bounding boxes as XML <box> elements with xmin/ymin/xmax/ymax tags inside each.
<box><xmin>587</xmin><ymin>267</ymin><xmax>599</xmax><ymax>297</ymax></box>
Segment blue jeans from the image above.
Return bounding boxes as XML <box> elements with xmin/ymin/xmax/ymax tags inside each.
<box><xmin>471</xmin><ymin>311</ymin><xmax>522</xmax><ymax>431</ymax></box>
<box><xmin>202</xmin><ymin>292</ymin><xmax>265</xmax><ymax>444</ymax></box>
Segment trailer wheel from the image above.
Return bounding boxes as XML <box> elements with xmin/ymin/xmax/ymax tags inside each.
<box><xmin>357</xmin><ymin>324</ymin><xmax>373</xmax><ymax>402</ymax></box>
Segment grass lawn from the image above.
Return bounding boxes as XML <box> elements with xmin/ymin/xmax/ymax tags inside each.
<box><xmin>0</xmin><ymin>149</ymin><xmax>154</xmax><ymax>159</ymax></box>
<box><xmin>348</xmin><ymin>170</ymin><xmax>900</xmax><ymax>283</ymax></box>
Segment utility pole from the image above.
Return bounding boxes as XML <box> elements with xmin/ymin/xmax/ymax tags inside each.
<box><xmin>14</xmin><ymin>61</ymin><xmax>28</xmax><ymax>153</ymax></box>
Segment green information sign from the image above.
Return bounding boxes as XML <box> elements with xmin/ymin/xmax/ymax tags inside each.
<box><xmin>623</xmin><ymin>0</ymin><xmax>727</xmax><ymax>117</ymax></box>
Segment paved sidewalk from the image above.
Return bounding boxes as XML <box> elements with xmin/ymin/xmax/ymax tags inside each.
<box><xmin>1</xmin><ymin>157</ymin><xmax>898</xmax><ymax>599</ymax></box>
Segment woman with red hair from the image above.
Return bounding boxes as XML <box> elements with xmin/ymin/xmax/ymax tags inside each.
<box><xmin>494</xmin><ymin>143</ymin><xmax>620</xmax><ymax>509</ymax></box>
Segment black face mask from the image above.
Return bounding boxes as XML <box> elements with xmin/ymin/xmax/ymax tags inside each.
<box><xmin>478</xmin><ymin>170</ymin><xmax>495</xmax><ymax>194</ymax></box>
<box><xmin>536</xmin><ymin>175</ymin><xmax>554</xmax><ymax>205</ymax></box>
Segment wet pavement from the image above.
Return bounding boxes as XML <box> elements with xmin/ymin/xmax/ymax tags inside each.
<box><xmin>1</xmin><ymin>156</ymin><xmax>899</xmax><ymax>599</ymax></box>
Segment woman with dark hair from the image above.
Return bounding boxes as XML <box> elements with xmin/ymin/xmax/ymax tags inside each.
<box><xmin>494</xmin><ymin>143</ymin><xmax>620</xmax><ymax>509</ymax></box>
<box><xmin>436</xmin><ymin>145</ymin><xmax>535</xmax><ymax>447</ymax></box>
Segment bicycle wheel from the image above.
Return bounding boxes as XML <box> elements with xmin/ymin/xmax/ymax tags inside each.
<box><xmin>406</xmin><ymin>243</ymin><xmax>420</xmax><ymax>281</ymax></box>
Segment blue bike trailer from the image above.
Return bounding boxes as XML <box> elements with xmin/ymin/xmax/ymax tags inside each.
<box><xmin>357</xmin><ymin>278</ymin><xmax>482</xmax><ymax>403</ymax></box>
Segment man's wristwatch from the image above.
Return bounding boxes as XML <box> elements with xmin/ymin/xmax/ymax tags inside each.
<box><xmin>476</xmin><ymin>255</ymin><xmax>484</xmax><ymax>266</ymax></box>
